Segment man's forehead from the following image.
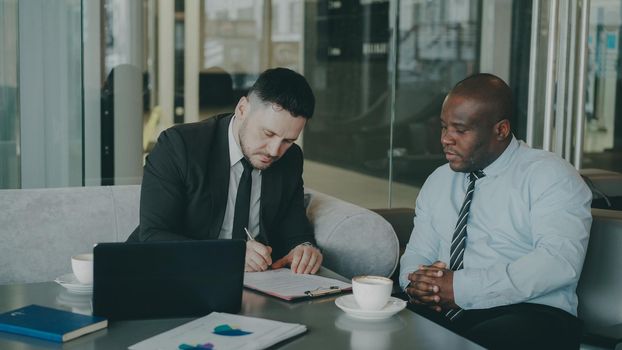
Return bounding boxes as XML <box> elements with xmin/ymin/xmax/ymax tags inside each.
<box><xmin>258</xmin><ymin>108</ymin><xmax>305</xmax><ymax>137</ymax></box>
<box><xmin>442</xmin><ymin>95</ymin><xmax>488</xmax><ymax>123</ymax></box>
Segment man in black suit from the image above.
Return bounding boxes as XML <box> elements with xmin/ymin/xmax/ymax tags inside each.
<box><xmin>128</xmin><ymin>68</ymin><xmax>323</xmax><ymax>274</ymax></box>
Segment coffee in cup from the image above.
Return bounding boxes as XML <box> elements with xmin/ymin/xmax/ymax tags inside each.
<box><xmin>71</xmin><ymin>253</ymin><xmax>94</xmax><ymax>285</ymax></box>
<box><xmin>352</xmin><ymin>275</ymin><xmax>393</xmax><ymax>311</ymax></box>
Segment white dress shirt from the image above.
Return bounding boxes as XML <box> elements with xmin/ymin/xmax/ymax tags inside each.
<box><xmin>399</xmin><ymin>136</ymin><xmax>592</xmax><ymax>316</ymax></box>
<box><xmin>218</xmin><ymin>116</ymin><xmax>262</xmax><ymax>239</ymax></box>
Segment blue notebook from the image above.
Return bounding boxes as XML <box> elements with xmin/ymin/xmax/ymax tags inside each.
<box><xmin>0</xmin><ymin>304</ymin><xmax>107</xmax><ymax>342</ymax></box>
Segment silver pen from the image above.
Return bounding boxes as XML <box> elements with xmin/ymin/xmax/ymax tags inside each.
<box><xmin>245</xmin><ymin>226</ymin><xmax>269</xmax><ymax>245</ymax></box>
<box><xmin>244</xmin><ymin>227</ymin><xmax>254</xmax><ymax>241</ymax></box>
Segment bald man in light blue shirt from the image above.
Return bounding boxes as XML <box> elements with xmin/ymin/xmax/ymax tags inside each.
<box><xmin>400</xmin><ymin>74</ymin><xmax>592</xmax><ymax>350</ymax></box>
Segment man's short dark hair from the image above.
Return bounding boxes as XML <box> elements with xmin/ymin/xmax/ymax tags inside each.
<box><xmin>451</xmin><ymin>73</ymin><xmax>513</xmax><ymax>125</ymax></box>
<box><xmin>248</xmin><ymin>67</ymin><xmax>315</xmax><ymax>119</ymax></box>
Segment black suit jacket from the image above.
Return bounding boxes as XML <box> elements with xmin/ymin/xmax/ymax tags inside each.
<box><xmin>128</xmin><ymin>114</ymin><xmax>314</xmax><ymax>259</ymax></box>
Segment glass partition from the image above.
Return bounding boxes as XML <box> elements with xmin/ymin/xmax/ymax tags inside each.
<box><xmin>390</xmin><ymin>0</ymin><xmax>482</xmax><ymax>207</ymax></box>
<box><xmin>0</xmin><ymin>0</ymin><xmax>19</xmax><ymax>189</ymax></box>
<box><xmin>18</xmin><ymin>0</ymin><xmax>83</xmax><ymax>188</ymax></box>
<box><xmin>582</xmin><ymin>0</ymin><xmax>622</xmax><ymax>173</ymax></box>
<box><xmin>198</xmin><ymin>0</ymin><xmax>272</xmax><ymax>119</ymax></box>
<box><xmin>10</xmin><ymin>0</ymin><xmax>618</xmax><ymax>212</ymax></box>
<box><xmin>99</xmin><ymin>0</ymin><xmax>146</xmax><ymax>185</ymax></box>
<box><xmin>301</xmin><ymin>0</ymin><xmax>393</xmax><ymax>207</ymax></box>
<box><xmin>1</xmin><ymin>0</ymin><xmax>520</xmax><ymax>208</ymax></box>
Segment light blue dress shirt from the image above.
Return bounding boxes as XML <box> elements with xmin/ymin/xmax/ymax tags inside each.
<box><xmin>399</xmin><ymin>136</ymin><xmax>592</xmax><ymax>316</ymax></box>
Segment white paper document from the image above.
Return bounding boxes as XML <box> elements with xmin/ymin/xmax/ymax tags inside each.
<box><xmin>244</xmin><ymin>268</ymin><xmax>352</xmax><ymax>300</ymax></box>
<box><xmin>128</xmin><ymin>312</ymin><xmax>306</xmax><ymax>350</ymax></box>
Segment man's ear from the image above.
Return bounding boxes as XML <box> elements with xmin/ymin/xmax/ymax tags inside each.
<box><xmin>496</xmin><ymin>119</ymin><xmax>511</xmax><ymax>140</ymax></box>
<box><xmin>235</xmin><ymin>96</ymin><xmax>249</xmax><ymax>119</ymax></box>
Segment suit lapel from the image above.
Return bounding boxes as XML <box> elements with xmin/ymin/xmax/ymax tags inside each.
<box><xmin>208</xmin><ymin>115</ymin><xmax>233</xmax><ymax>238</ymax></box>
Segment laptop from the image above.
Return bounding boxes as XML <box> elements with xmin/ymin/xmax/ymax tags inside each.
<box><xmin>93</xmin><ymin>240</ymin><xmax>245</xmax><ymax>320</ymax></box>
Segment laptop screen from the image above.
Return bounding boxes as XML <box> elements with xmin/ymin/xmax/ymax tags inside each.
<box><xmin>93</xmin><ymin>240</ymin><xmax>245</xmax><ymax>320</ymax></box>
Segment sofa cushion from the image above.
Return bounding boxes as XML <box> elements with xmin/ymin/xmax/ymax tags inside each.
<box><xmin>577</xmin><ymin>208</ymin><xmax>622</xmax><ymax>331</ymax></box>
<box><xmin>0</xmin><ymin>186</ymin><xmax>140</xmax><ymax>284</ymax></box>
<box><xmin>305</xmin><ymin>189</ymin><xmax>399</xmax><ymax>280</ymax></box>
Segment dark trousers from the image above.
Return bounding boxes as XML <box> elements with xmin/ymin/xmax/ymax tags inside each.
<box><xmin>406</xmin><ymin>301</ymin><xmax>582</xmax><ymax>350</ymax></box>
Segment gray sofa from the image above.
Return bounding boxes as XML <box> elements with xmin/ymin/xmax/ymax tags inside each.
<box><xmin>2</xmin><ymin>182</ymin><xmax>621</xmax><ymax>347</ymax></box>
<box><xmin>0</xmin><ymin>186</ymin><xmax>399</xmax><ymax>285</ymax></box>
<box><xmin>577</xmin><ymin>208</ymin><xmax>622</xmax><ymax>330</ymax></box>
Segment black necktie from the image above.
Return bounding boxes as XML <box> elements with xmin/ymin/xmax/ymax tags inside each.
<box><xmin>446</xmin><ymin>170</ymin><xmax>485</xmax><ymax>321</ymax></box>
<box><xmin>232</xmin><ymin>158</ymin><xmax>253</xmax><ymax>240</ymax></box>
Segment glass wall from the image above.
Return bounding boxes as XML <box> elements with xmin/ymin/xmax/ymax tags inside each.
<box><xmin>16</xmin><ymin>0</ymin><xmax>83</xmax><ymax>188</ymax></box>
<box><xmin>0</xmin><ymin>0</ymin><xmax>523</xmax><ymax>207</ymax></box>
<box><xmin>390</xmin><ymin>0</ymin><xmax>482</xmax><ymax>206</ymax></box>
<box><xmin>0</xmin><ymin>0</ymin><xmax>19</xmax><ymax>189</ymax></box>
<box><xmin>98</xmin><ymin>0</ymin><xmax>146</xmax><ymax>185</ymax></box>
<box><xmin>198</xmin><ymin>0</ymin><xmax>274</xmax><ymax>119</ymax></box>
<box><xmin>583</xmin><ymin>0</ymin><xmax>622</xmax><ymax>172</ymax></box>
<box><xmin>522</xmin><ymin>0</ymin><xmax>622</xmax><ymax>172</ymax></box>
<box><xmin>5</xmin><ymin>0</ymin><xmax>621</xmax><ymax>209</ymax></box>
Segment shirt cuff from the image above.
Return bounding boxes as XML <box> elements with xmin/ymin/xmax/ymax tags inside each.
<box><xmin>297</xmin><ymin>242</ymin><xmax>321</xmax><ymax>252</ymax></box>
<box><xmin>453</xmin><ymin>266</ymin><xmax>514</xmax><ymax>310</ymax></box>
<box><xmin>452</xmin><ymin>269</ymin><xmax>473</xmax><ymax>309</ymax></box>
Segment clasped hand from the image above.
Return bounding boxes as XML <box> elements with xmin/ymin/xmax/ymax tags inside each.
<box><xmin>405</xmin><ymin>261</ymin><xmax>458</xmax><ymax>312</ymax></box>
<box><xmin>245</xmin><ymin>241</ymin><xmax>322</xmax><ymax>274</ymax></box>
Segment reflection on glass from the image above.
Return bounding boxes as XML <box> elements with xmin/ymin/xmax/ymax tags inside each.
<box><xmin>0</xmin><ymin>0</ymin><xmax>19</xmax><ymax>189</ymax></box>
<box><xmin>303</xmin><ymin>0</ymin><xmax>390</xmax><ymax>164</ymax></box>
<box><xmin>301</xmin><ymin>0</ymin><xmax>483</xmax><ymax>207</ymax></box>
<box><xmin>392</xmin><ymin>0</ymin><xmax>481</xmax><ymax>189</ymax></box>
<box><xmin>101</xmin><ymin>0</ymin><xmax>149</xmax><ymax>185</ymax></box>
<box><xmin>583</xmin><ymin>0</ymin><xmax>622</xmax><ymax>173</ymax></box>
<box><xmin>56</xmin><ymin>290</ymin><xmax>93</xmax><ymax>315</ymax></box>
<box><xmin>302</xmin><ymin>0</ymin><xmax>394</xmax><ymax>207</ymax></box>
<box><xmin>200</xmin><ymin>1</ymin><xmax>262</xmax><ymax>119</ymax></box>
<box><xmin>335</xmin><ymin>313</ymin><xmax>405</xmax><ymax>350</ymax></box>
<box><xmin>97</xmin><ymin>0</ymin><xmax>538</xmax><ymax>208</ymax></box>
<box><xmin>16</xmin><ymin>0</ymin><xmax>83</xmax><ymax>188</ymax></box>
<box><xmin>192</xmin><ymin>0</ymin><xmax>484</xmax><ymax>207</ymax></box>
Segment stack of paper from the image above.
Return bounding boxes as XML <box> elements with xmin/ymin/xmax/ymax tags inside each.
<box><xmin>129</xmin><ymin>312</ymin><xmax>306</xmax><ymax>350</ymax></box>
<box><xmin>244</xmin><ymin>268</ymin><xmax>352</xmax><ymax>300</ymax></box>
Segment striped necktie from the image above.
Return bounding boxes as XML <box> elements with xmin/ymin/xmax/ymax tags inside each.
<box><xmin>446</xmin><ymin>170</ymin><xmax>485</xmax><ymax>321</ymax></box>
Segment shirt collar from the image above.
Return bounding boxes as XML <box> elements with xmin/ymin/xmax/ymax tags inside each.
<box><xmin>481</xmin><ymin>134</ymin><xmax>519</xmax><ymax>177</ymax></box>
<box><xmin>228</xmin><ymin>115</ymin><xmax>244</xmax><ymax>168</ymax></box>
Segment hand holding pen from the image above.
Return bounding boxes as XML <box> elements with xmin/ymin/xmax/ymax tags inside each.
<box><xmin>244</xmin><ymin>227</ymin><xmax>255</xmax><ymax>242</ymax></box>
<box><xmin>243</xmin><ymin>227</ymin><xmax>273</xmax><ymax>272</ymax></box>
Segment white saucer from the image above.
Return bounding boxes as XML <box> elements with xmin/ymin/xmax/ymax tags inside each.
<box><xmin>54</xmin><ymin>273</ymin><xmax>93</xmax><ymax>294</ymax></box>
<box><xmin>335</xmin><ymin>295</ymin><xmax>406</xmax><ymax>320</ymax></box>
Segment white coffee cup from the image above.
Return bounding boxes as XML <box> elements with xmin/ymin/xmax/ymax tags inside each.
<box><xmin>71</xmin><ymin>253</ymin><xmax>94</xmax><ymax>285</ymax></box>
<box><xmin>352</xmin><ymin>275</ymin><xmax>393</xmax><ymax>311</ymax></box>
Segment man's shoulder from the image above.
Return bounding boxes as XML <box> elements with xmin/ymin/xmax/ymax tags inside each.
<box><xmin>160</xmin><ymin>113</ymin><xmax>232</xmax><ymax>148</ymax></box>
<box><xmin>513</xmin><ymin>142</ymin><xmax>589</xmax><ymax>197</ymax></box>
<box><xmin>167</xmin><ymin>113</ymin><xmax>231</xmax><ymax>136</ymax></box>
<box><xmin>426</xmin><ymin>163</ymin><xmax>454</xmax><ymax>182</ymax></box>
<box><xmin>514</xmin><ymin>142</ymin><xmax>578</xmax><ymax>177</ymax></box>
<box><xmin>419</xmin><ymin>163</ymin><xmax>454</xmax><ymax>193</ymax></box>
